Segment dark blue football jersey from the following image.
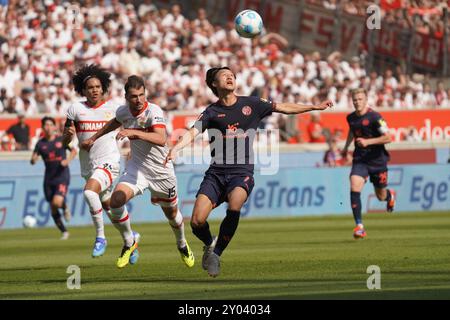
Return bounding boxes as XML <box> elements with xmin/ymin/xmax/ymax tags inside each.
<box><xmin>193</xmin><ymin>96</ymin><xmax>274</xmax><ymax>174</ymax></box>
<box><xmin>34</xmin><ymin>136</ymin><xmax>71</xmax><ymax>182</ymax></box>
<box><xmin>346</xmin><ymin>108</ymin><xmax>390</xmax><ymax>165</ymax></box>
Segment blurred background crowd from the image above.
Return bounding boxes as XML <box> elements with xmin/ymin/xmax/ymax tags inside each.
<box><xmin>0</xmin><ymin>0</ymin><xmax>448</xmax><ymax>157</ymax></box>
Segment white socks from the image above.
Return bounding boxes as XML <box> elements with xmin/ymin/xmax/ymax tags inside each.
<box><xmin>168</xmin><ymin>210</ymin><xmax>186</xmax><ymax>248</ymax></box>
<box><xmin>84</xmin><ymin>189</ymin><xmax>105</xmax><ymax>239</ymax></box>
<box><xmin>110</xmin><ymin>205</ymin><xmax>134</xmax><ymax>247</ymax></box>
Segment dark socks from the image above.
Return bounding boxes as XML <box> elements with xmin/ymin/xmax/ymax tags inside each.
<box><xmin>214</xmin><ymin>209</ymin><xmax>241</xmax><ymax>256</ymax></box>
<box><xmin>52</xmin><ymin>209</ymin><xmax>67</xmax><ymax>233</ymax></box>
<box><xmin>191</xmin><ymin>221</ymin><xmax>213</xmax><ymax>246</ymax></box>
<box><xmin>350</xmin><ymin>191</ymin><xmax>362</xmax><ymax>225</ymax></box>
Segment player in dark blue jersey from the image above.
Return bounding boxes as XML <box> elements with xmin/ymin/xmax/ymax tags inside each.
<box><xmin>31</xmin><ymin>117</ymin><xmax>77</xmax><ymax>239</ymax></box>
<box><xmin>164</xmin><ymin>67</ymin><xmax>333</xmax><ymax>277</ymax></box>
<box><xmin>342</xmin><ymin>88</ymin><xmax>396</xmax><ymax>239</ymax></box>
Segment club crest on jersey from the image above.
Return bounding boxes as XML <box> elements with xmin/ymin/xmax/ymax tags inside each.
<box><xmin>362</xmin><ymin>119</ymin><xmax>369</xmax><ymax>126</ymax></box>
<box><xmin>104</xmin><ymin>111</ymin><xmax>114</xmax><ymax>120</ymax></box>
<box><xmin>242</xmin><ymin>106</ymin><xmax>252</xmax><ymax>116</ymax></box>
<box><xmin>55</xmin><ymin>142</ymin><xmax>63</xmax><ymax>148</ymax></box>
<box><xmin>137</xmin><ymin>117</ymin><xmax>147</xmax><ymax>128</ymax></box>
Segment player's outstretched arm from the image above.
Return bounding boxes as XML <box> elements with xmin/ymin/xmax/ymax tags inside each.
<box><xmin>116</xmin><ymin>127</ymin><xmax>167</xmax><ymax>146</ymax></box>
<box><xmin>273</xmin><ymin>100</ymin><xmax>333</xmax><ymax>114</ymax></box>
<box><xmin>164</xmin><ymin>127</ymin><xmax>200</xmax><ymax>167</ymax></box>
<box><xmin>80</xmin><ymin>118</ymin><xmax>121</xmax><ymax>151</ymax></box>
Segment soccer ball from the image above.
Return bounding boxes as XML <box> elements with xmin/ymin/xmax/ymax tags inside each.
<box><xmin>234</xmin><ymin>9</ymin><xmax>263</xmax><ymax>38</ymax></box>
<box><xmin>23</xmin><ymin>215</ymin><xmax>37</xmax><ymax>228</ymax></box>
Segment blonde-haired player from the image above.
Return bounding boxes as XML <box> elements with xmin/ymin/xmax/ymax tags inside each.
<box><xmin>342</xmin><ymin>88</ymin><xmax>396</xmax><ymax>239</ymax></box>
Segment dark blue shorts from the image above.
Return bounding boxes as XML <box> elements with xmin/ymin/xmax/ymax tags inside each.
<box><xmin>196</xmin><ymin>170</ymin><xmax>255</xmax><ymax>207</ymax></box>
<box><xmin>44</xmin><ymin>180</ymin><xmax>69</xmax><ymax>202</ymax></box>
<box><xmin>350</xmin><ymin>162</ymin><xmax>388</xmax><ymax>189</ymax></box>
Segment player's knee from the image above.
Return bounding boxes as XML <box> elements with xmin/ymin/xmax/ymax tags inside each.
<box><xmin>50</xmin><ymin>203</ymin><xmax>59</xmax><ymax>213</ymax></box>
<box><xmin>110</xmin><ymin>191</ymin><xmax>127</xmax><ymax>209</ymax></box>
<box><xmin>51</xmin><ymin>199</ymin><xmax>62</xmax><ymax>210</ymax></box>
<box><xmin>190</xmin><ymin>216</ymin><xmax>206</xmax><ymax>229</ymax></box>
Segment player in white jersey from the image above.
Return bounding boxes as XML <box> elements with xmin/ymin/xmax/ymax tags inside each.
<box><xmin>63</xmin><ymin>64</ymin><xmax>140</xmax><ymax>259</ymax></box>
<box><xmin>80</xmin><ymin>75</ymin><xmax>194</xmax><ymax>269</ymax></box>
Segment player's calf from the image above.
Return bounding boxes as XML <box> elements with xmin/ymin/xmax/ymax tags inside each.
<box><xmin>84</xmin><ymin>189</ymin><xmax>106</xmax><ymax>240</ymax></box>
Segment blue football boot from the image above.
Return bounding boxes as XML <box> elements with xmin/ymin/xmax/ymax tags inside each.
<box><xmin>92</xmin><ymin>237</ymin><xmax>107</xmax><ymax>257</ymax></box>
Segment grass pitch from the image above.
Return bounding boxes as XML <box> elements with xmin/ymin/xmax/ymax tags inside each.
<box><xmin>0</xmin><ymin>211</ymin><xmax>449</xmax><ymax>300</ymax></box>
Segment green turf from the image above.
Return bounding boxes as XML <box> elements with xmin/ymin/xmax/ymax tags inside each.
<box><xmin>1</xmin><ymin>211</ymin><xmax>449</xmax><ymax>300</ymax></box>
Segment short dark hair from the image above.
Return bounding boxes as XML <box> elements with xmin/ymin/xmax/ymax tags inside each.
<box><xmin>41</xmin><ymin>116</ymin><xmax>56</xmax><ymax>127</ymax></box>
<box><xmin>205</xmin><ymin>67</ymin><xmax>234</xmax><ymax>97</ymax></box>
<box><xmin>125</xmin><ymin>75</ymin><xmax>145</xmax><ymax>95</ymax></box>
<box><xmin>72</xmin><ymin>64</ymin><xmax>111</xmax><ymax>96</ymax></box>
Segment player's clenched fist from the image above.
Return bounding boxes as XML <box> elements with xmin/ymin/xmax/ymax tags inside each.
<box><xmin>64</xmin><ymin>121</ymin><xmax>76</xmax><ymax>138</ymax></box>
<box><xmin>355</xmin><ymin>137</ymin><xmax>369</xmax><ymax>148</ymax></box>
<box><xmin>116</xmin><ymin>129</ymin><xmax>139</xmax><ymax>140</ymax></box>
<box><xmin>315</xmin><ymin>100</ymin><xmax>333</xmax><ymax>110</ymax></box>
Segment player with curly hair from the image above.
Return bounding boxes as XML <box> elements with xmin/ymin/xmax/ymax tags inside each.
<box><xmin>63</xmin><ymin>64</ymin><xmax>140</xmax><ymax>259</ymax></box>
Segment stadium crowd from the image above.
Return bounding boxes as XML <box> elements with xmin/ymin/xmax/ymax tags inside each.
<box><xmin>0</xmin><ymin>0</ymin><xmax>448</xmax><ymax>151</ymax></box>
<box><xmin>311</xmin><ymin>0</ymin><xmax>448</xmax><ymax>38</ymax></box>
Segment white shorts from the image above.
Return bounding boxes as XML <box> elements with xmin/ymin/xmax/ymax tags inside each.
<box><xmin>83</xmin><ymin>162</ymin><xmax>120</xmax><ymax>202</ymax></box>
<box><xmin>118</xmin><ymin>163</ymin><xmax>178</xmax><ymax>208</ymax></box>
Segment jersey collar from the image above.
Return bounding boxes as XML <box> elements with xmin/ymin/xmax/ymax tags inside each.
<box><xmin>84</xmin><ymin>99</ymin><xmax>107</xmax><ymax>109</ymax></box>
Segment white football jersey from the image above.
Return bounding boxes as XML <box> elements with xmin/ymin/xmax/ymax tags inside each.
<box><xmin>115</xmin><ymin>101</ymin><xmax>174</xmax><ymax>176</ymax></box>
<box><xmin>66</xmin><ymin>100</ymin><xmax>121</xmax><ymax>177</ymax></box>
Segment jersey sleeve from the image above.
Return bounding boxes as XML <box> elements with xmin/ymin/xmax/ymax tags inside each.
<box><xmin>192</xmin><ymin>109</ymin><xmax>211</xmax><ymax>133</ymax></box>
<box><xmin>373</xmin><ymin>113</ymin><xmax>389</xmax><ymax>135</ymax></box>
<box><xmin>66</xmin><ymin>103</ymin><xmax>76</xmax><ymax>121</ymax></box>
<box><xmin>149</xmin><ymin>105</ymin><xmax>166</xmax><ymax>129</ymax></box>
<box><xmin>115</xmin><ymin>106</ymin><xmax>126</xmax><ymax>124</ymax></box>
<box><xmin>253</xmin><ymin>97</ymin><xmax>275</xmax><ymax>120</ymax></box>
